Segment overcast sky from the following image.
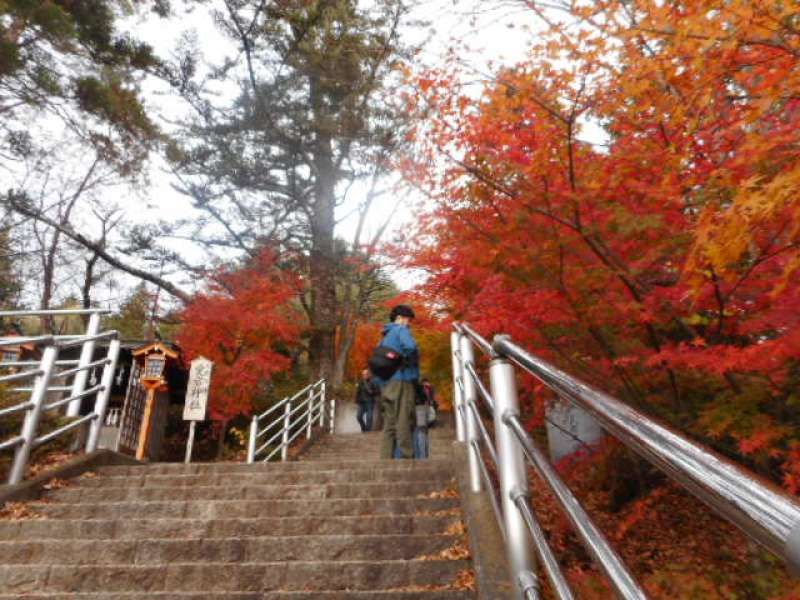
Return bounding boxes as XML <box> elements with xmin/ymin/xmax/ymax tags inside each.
<box><xmin>120</xmin><ymin>1</ymin><xmax>543</xmax><ymax>292</ymax></box>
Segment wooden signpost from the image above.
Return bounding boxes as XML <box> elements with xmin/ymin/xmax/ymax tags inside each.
<box><xmin>183</xmin><ymin>356</ymin><xmax>213</xmax><ymax>463</ymax></box>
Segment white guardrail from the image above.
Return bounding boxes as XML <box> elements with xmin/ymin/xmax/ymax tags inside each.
<box><xmin>452</xmin><ymin>322</ymin><xmax>800</xmax><ymax>600</ymax></box>
<box><xmin>0</xmin><ymin>309</ymin><xmax>121</xmax><ymax>485</ymax></box>
<box><xmin>246</xmin><ymin>379</ymin><xmax>333</xmax><ymax>463</ymax></box>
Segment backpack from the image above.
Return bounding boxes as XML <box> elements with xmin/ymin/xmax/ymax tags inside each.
<box><xmin>368</xmin><ymin>345</ymin><xmax>404</xmax><ymax>380</ymax></box>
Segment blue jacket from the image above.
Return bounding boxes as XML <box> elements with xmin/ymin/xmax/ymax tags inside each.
<box><xmin>379</xmin><ymin>322</ymin><xmax>420</xmax><ymax>384</ymax></box>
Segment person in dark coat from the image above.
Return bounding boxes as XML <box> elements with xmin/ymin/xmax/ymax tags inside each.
<box><xmin>355</xmin><ymin>369</ymin><xmax>379</xmax><ymax>432</ymax></box>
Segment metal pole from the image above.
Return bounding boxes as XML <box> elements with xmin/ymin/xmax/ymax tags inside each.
<box><xmin>330</xmin><ymin>394</ymin><xmax>336</xmax><ymax>434</ymax></box>
<box><xmin>66</xmin><ymin>312</ymin><xmax>101</xmax><ymax>417</ymax></box>
<box><xmin>451</xmin><ymin>331</ymin><xmax>466</xmax><ymax>442</ymax></box>
<box><xmin>85</xmin><ymin>339</ymin><xmax>120</xmax><ymax>453</ymax></box>
<box><xmin>493</xmin><ymin>334</ymin><xmax>800</xmax><ymax>574</ymax></box>
<box><xmin>489</xmin><ymin>356</ymin><xmax>534</xmax><ymax>599</ymax></box>
<box><xmin>247</xmin><ymin>416</ymin><xmax>258</xmax><ymax>463</ymax></box>
<box><xmin>460</xmin><ymin>335</ymin><xmax>483</xmax><ymax>493</ymax></box>
<box><xmin>9</xmin><ymin>345</ymin><xmax>59</xmax><ymax>485</ymax></box>
<box><xmin>281</xmin><ymin>401</ymin><xmax>291</xmax><ymax>461</ymax></box>
<box><xmin>318</xmin><ymin>381</ymin><xmax>325</xmax><ymax>427</ymax></box>
<box><xmin>306</xmin><ymin>387</ymin><xmax>314</xmax><ymax>439</ymax></box>
<box><xmin>518</xmin><ymin>571</ymin><xmax>541</xmax><ymax>600</ymax></box>
<box><xmin>184</xmin><ymin>420</ymin><xmax>196</xmax><ymax>464</ymax></box>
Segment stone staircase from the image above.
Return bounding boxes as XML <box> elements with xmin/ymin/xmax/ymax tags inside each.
<box><xmin>0</xmin><ymin>424</ymin><xmax>475</xmax><ymax>599</ymax></box>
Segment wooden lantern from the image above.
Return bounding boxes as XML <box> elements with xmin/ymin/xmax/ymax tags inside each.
<box><xmin>132</xmin><ymin>343</ymin><xmax>178</xmax><ymax>461</ymax></box>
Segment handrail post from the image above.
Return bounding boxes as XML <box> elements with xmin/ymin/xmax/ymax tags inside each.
<box><xmin>246</xmin><ymin>415</ymin><xmax>258</xmax><ymax>463</ymax></box>
<box><xmin>489</xmin><ymin>355</ymin><xmax>534</xmax><ymax>599</ymax></box>
<box><xmin>460</xmin><ymin>335</ymin><xmax>483</xmax><ymax>493</ymax></box>
<box><xmin>451</xmin><ymin>331</ymin><xmax>466</xmax><ymax>442</ymax></box>
<box><xmin>281</xmin><ymin>401</ymin><xmax>291</xmax><ymax>461</ymax></box>
<box><xmin>318</xmin><ymin>381</ymin><xmax>325</xmax><ymax>427</ymax></box>
<box><xmin>66</xmin><ymin>312</ymin><xmax>101</xmax><ymax>417</ymax></box>
<box><xmin>85</xmin><ymin>339</ymin><xmax>120</xmax><ymax>453</ymax></box>
<box><xmin>9</xmin><ymin>345</ymin><xmax>59</xmax><ymax>485</ymax></box>
<box><xmin>306</xmin><ymin>386</ymin><xmax>314</xmax><ymax>439</ymax></box>
<box><xmin>329</xmin><ymin>392</ymin><xmax>336</xmax><ymax>434</ymax></box>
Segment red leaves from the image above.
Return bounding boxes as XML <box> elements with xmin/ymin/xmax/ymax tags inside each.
<box><xmin>178</xmin><ymin>249</ymin><xmax>302</xmax><ymax>421</ymax></box>
<box><xmin>400</xmin><ymin>0</ymin><xmax>800</xmax><ymax>504</ymax></box>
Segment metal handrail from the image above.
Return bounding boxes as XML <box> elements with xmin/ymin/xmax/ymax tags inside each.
<box><xmin>0</xmin><ymin>308</ymin><xmax>121</xmax><ymax>485</ymax></box>
<box><xmin>494</xmin><ymin>334</ymin><xmax>800</xmax><ymax>572</ymax></box>
<box><xmin>0</xmin><ymin>308</ymin><xmax>110</xmax><ymax>317</ymax></box>
<box><xmin>0</xmin><ymin>336</ymin><xmax>54</xmax><ymax>348</ymax></box>
<box><xmin>0</xmin><ymin>369</ymin><xmax>42</xmax><ymax>384</ymax></box>
<box><xmin>505</xmin><ymin>413</ymin><xmax>643</xmax><ymax>598</ymax></box>
<box><xmin>50</xmin><ymin>357</ymin><xmax>111</xmax><ymax>380</ymax></box>
<box><xmin>256</xmin><ymin>396</ymin><xmax>289</xmax><ymax>423</ymax></box>
<box><xmin>43</xmin><ymin>385</ymin><xmax>105</xmax><ymax>412</ymax></box>
<box><xmin>246</xmin><ymin>379</ymin><xmax>333</xmax><ymax>463</ymax></box>
<box><xmin>452</xmin><ymin>322</ymin><xmax>800</xmax><ymax>599</ymax></box>
<box><xmin>55</xmin><ymin>330</ymin><xmax>118</xmax><ymax>349</ymax></box>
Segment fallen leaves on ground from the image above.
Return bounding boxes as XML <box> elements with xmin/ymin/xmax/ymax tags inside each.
<box><xmin>417</xmin><ymin>538</ymin><xmax>472</xmax><ymax>561</ymax></box>
<box><xmin>0</xmin><ymin>502</ymin><xmax>44</xmax><ymax>520</ymax></box>
<box><xmin>414</xmin><ymin>507</ymin><xmax>460</xmax><ymax>516</ymax></box>
<box><xmin>445</xmin><ymin>519</ymin><xmax>466</xmax><ymax>536</ymax></box>
<box><xmin>452</xmin><ymin>569</ymin><xmax>476</xmax><ymax>591</ymax></box>
<box><xmin>42</xmin><ymin>478</ymin><xmax>70</xmax><ymax>490</ymax></box>
<box><xmin>27</xmin><ymin>451</ymin><xmax>75</xmax><ymax>478</ymax></box>
<box><xmin>418</xmin><ymin>487</ymin><xmax>459</xmax><ymax>499</ymax></box>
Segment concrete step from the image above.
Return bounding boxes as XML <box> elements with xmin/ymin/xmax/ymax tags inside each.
<box><xmin>0</xmin><ymin>559</ymin><xmax>472</xmax><ymax>593</ymax></box>
<box><xmin>0</xmin><ymin>534</ymin><xmax>457</xmax><ymax>565</ymax></box>
<box><xmin>29</xmin><ymin>496</ymin><xmax>460</xmax><ymax>520</ymax></box>
<box><xmin>0</xmin><ymin>514</ymin><xmax>460</xmax><ymax>540</ymax></box>
<box><xmin>0</xmin><ymin>592</ymin><xmax>473</xmax><ymax>599</ymax></box>
<box><xmin>95</xmin><ymin>459</ymin><xmax>454</xmax><ymax>476</ymax></box>
<box><xmin>77</xmin><ymin>466</ymin><xmax>454</xmax><ymax>488</ymax></box>
<box><xmin>45</xmin><ymin>480</ymin><xmax>455</xmax><ymax>503</ymax></box>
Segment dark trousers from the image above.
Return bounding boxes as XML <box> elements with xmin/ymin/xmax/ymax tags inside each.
<box><xmin>356</xmin><ymin>401</ymin><xmax>374</xmax><ymax>432</ymax></box>
<box><xmin>381</xmin><ymin>380</ymin><xmax>415</xmax><ymax>459</ymax></box>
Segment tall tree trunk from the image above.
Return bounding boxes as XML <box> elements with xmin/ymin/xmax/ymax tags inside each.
<box><xmin>308</xmin><ymin>76</ymin><xmax>338</xmax><ymax>382</ymax></box>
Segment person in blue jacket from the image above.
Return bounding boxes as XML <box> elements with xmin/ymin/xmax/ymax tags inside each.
<box><xmin>377</xmin><ymin>304</ymin><xmax>419</xmax><ymax>459</ymax></box>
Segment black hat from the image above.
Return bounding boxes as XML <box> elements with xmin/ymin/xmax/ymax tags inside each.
<box><xmin>389</xmin><ymin>304</ymin><xmax>415</xmax><ymax>321</ymax></box>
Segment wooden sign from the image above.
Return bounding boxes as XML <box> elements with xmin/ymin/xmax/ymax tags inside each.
<box><xmin>183</xmin><ymin>356</ymin><xmax>213</xmax><ymax>421</ymax></box>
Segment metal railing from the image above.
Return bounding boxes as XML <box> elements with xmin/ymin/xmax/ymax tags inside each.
<box><xmin>246</xmin><ymin>379</ymin><xmax>333</xmax><ymax>463</ymax></box>
<box><xmin>452</xmin><ymin>322</ymin><xmax>800</xmax><ymax>600</ymax></box>
<box><xmin>0</xmin><ymin>308</ymin><xmax>120</xmax><ymax>485</ymax></box>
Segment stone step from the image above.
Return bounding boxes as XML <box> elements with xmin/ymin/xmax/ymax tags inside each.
<box><xmin>76</xmin><ymin>465</ymin><xmax>453</xmax><ymax>488</ymax></box>
<box><xmin>45</xmin><ymin>480</ymin><xmax>454</xmax><ymax>503</ymax></box>
<box><xmin>0</xmin><ymin>514</ymin><xmax>460</xmax><ymax>541</ymax></box>
<box><xmin>29</xmin><ymin>496</ymin><xmax>460</xmax><ymax>520</ymax></box>
<box><xmin>95</xmin><ymin>459</ymin><xmax>454</xmax><ymax>476</ymax></box>
<box><xmin>0</xmin><ymin>534</ymin><xmax>457</xmax><ymax>565</ymax></box>
<box><xmin>0</xmin><ymin>592</ymin><xmax>472</xmax><ymax>599</ymax></box>
<box><xmin>0</xmin><ymin>560</ymin><xmax>472</xmax><ymax>593</ymax></box>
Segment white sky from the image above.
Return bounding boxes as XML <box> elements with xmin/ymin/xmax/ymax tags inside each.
<box><xmin>122</xmin><ymin>1</ymin><xmax>544</xmax><ymax>294</ymax></box>
<box><xmin>4</xmin><ymin>2</ymin><xmax>547</xmax><ymax>310</ymax></box>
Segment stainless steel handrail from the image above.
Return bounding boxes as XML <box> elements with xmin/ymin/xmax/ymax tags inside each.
<box><xmin>453</xmin><ymin>322</ymin><xmax>800</xmax><ymax>600</ymax></box>
<box><xmin>511</xmin><ymin>491</ymin><xmax>575</xmax><ymax>600</ymax></box>
<box><xmin>494</xmin><ymin>334</ymin><xmax>800</xmax><ymax>573</ymax></box>
<box><xmin>0</xmin><ymin>308</ymin><xmax>111</xmax><ymax>317</ymax></box>
<box><xmin>0</xmin><ymin>308</ymin><xmax>121</xmax><ymax>485</ymax></box>
<box><xmin>55</xmin><ymin>330</ymin><xmax>118</xmax><ymax>349</ymax></box>
<box><xmin>50</xmin><ymin>357</ymin><xmax>110</xmax><ymax>380</ymax></box>
<box><xmin>246</xmin><ymin>379</ymin><xmax>332</xmax><ymax>463</ymax></box>
<box><xmin>0</xmin><ymin>369</ymin><xmax>42</xmax><ymax>384</ymax></box>
<box><xmin>0</xmin><ymin>336</ymin><xmax>54</xmax><ymax>348</ymax></box>
<box><xmin>505</xmin><ymin>413</ymin><xmax>644</xmax><ymax>598</ymax></box>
